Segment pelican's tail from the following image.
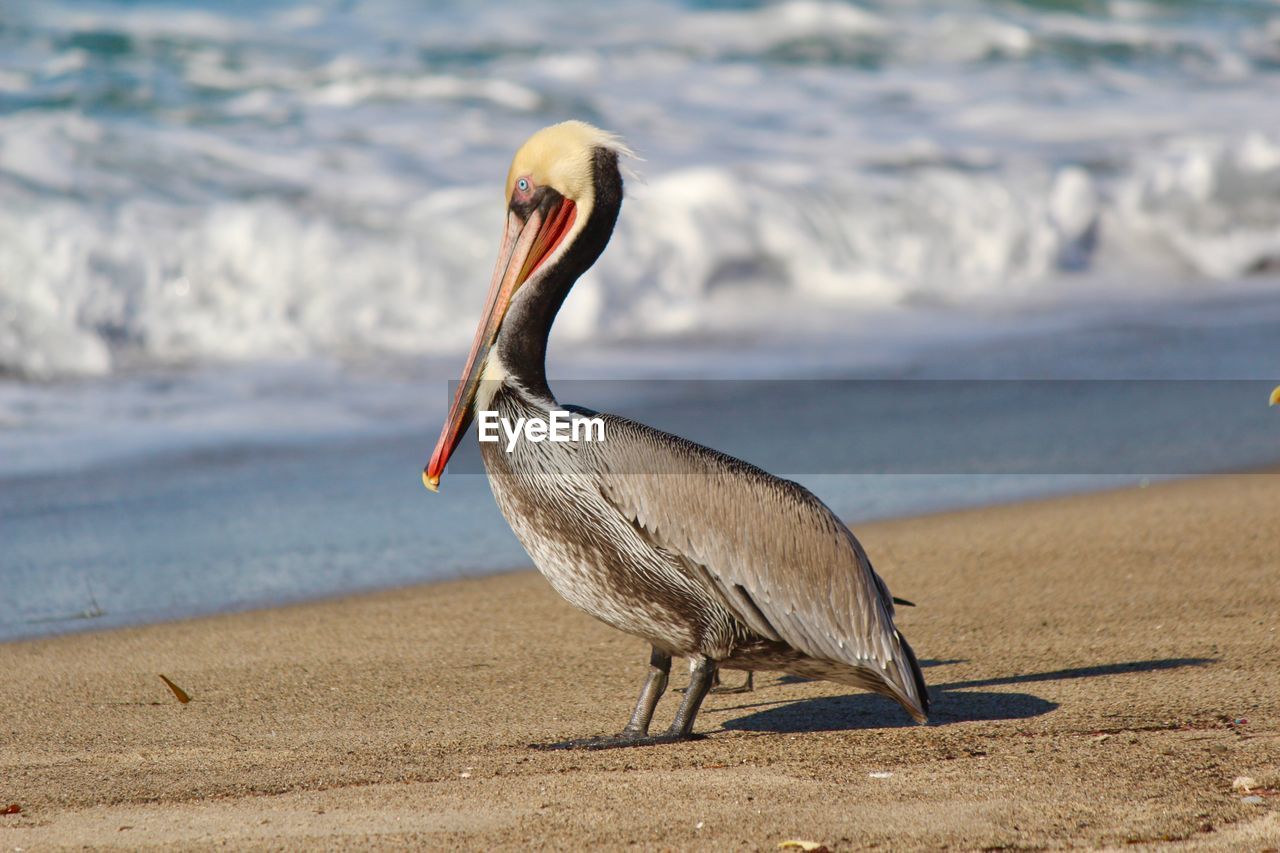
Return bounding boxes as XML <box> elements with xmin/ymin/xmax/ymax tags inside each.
<box><xmin>786</xmin><ymin>634</ymin><xmax>929</xmax><ymax>723</ymax></box>
<box><xmin>893</xmin><ymin>631</ymin><xmax>930</xmax><ymax>724</ymax></box>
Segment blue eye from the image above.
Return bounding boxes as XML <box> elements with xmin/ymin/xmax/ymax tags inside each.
<box><xmin>517</xmin><ymin>178</ymin><xmax>530</xmax><ymax>193</ymax></box>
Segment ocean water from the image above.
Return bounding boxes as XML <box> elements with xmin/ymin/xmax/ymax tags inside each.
<box><xmin>2</xmin><ymin>0</ymin><xmax>1280</xmax><ymax>640</ymax></box>
<box><xmin>5</xmin><ymin>0</ymin><xmax>1280</xmax><ymax>384</ymax></box>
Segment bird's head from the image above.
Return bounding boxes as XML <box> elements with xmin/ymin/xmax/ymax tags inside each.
<box><xmin>424</xmin><ymin>121</ymin><xmax>630</xmax><ymax>492</ymax></box>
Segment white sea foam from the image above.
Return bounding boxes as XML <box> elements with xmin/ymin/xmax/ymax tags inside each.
<box><xmin>4</xmin><ymin>125</ymin><xmax>1280</xmax><ymax>381</ymax></box>
<box><xmin>2</xmin><ymin>0</ymin><xmax>1279</xmax><ymax>386</ymax></box>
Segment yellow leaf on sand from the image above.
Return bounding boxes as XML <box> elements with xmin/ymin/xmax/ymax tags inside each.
<box><xmin>158</xmin><ymin>674</ymin><xmax>191</xmax><ymax>704</ymax></box>
<box><xmin>779</xmin><ymin>842</ymin><xmax>829</xmax><ymax>852</ymax></box>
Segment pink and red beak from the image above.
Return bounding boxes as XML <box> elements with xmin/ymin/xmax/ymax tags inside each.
<box><xmin>423</xmin><ymin>197</ymin><xmax>577</xmax><ymax>491</ymax></box>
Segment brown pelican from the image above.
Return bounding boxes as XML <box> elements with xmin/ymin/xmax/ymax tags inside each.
<box><xmin>424</xmin><ymin>121</ymin><xmax>928</xmax><ymax>747</ymax></box>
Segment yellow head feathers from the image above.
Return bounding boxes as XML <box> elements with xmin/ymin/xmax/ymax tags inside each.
<box><xmin>505</xmin><ymin>121</ymin><xmax>633</xmax><ymax>204</ymax></box>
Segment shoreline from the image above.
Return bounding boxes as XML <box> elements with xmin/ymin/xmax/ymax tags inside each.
<box><xmin>2</xmin><ymin>471</ymin><xmax>1278</xmax><ymax>849</ymax></box>
<box><xmin>6</xmin><ymin>464</ymin><xmax>1276</xmax><ymax>647</ymax></box>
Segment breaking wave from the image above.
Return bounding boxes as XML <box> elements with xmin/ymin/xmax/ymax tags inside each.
<box><xmin>4</xmin><ymin>125</ymin><xmax>1280</xmax><ymax>379</ymax></box>
<box><xmin>3</xmin><ymin>0</ymin><xmax>1280</xmax><ymax>379</ymax></box>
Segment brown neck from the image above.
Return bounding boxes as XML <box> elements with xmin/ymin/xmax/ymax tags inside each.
<box><xmin>495</xmin><ymin>148</ymin><xmax>623</xmax><ymax>403</ymax></box>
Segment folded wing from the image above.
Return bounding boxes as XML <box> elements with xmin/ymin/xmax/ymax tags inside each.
<box><xmin>580</xmin><ymin>409</ymin><xmax>927</xmax><ymax>720</ymax></box>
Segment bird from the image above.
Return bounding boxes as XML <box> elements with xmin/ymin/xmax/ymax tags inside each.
<box><xmin>423</xmin><ymin>121</ymin><xmax>928</xmax><ymax>748</ymax></box>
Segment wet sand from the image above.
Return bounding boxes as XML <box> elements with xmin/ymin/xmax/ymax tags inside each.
<box><xmin>2</xmin><ymin>472</ymin><xmax>1278</xmax><ymax>850</ymax></box>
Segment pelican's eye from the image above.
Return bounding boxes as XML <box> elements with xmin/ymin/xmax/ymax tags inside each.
<box><xmin>516</xmin><ymin>177</ymin><xmax>531</xmax><ymax>196</ymax></box>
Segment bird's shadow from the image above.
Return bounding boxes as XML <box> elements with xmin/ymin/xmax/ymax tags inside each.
<box><xmin>713</xmin><ymin>657</ymin><xmax>1213</xmax><ymax>733</ymax></box>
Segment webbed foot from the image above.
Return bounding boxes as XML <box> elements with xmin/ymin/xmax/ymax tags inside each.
<box><xmin>531</xmin><ymin>731</ymin><xmax>704</xmax><ymax>751</ymax></box>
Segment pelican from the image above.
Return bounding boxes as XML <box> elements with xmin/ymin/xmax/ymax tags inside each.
<box><xmin>424</xmin><ymin>122</ymin><xmax>928</xmax><ymax>747</ymax></box>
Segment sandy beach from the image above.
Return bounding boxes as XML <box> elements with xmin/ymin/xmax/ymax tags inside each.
<box><xmin>2</xmin><ymin>472</ymin><xmax>1278</xmax><ymax>850</ymax></box>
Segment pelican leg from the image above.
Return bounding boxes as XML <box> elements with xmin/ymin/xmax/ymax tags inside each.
<box><xmin>621</xmin><ymin>647</ymin><xmax>672</xmax><ymax>736</ymax></box>
<box><xmin>711</xmin><ymin>671</ymin><xmax>754</xmax><ymax>694</ymax></box>
<box><xmin>563</xmin><ymin>654</ymin><xmax>713</xmax><ymax>748</ymax></box>
<box><xmin>681</xmin><ymin>659</ymin><xmax>753</xmax><ymax>694</ymax></box>
<box><xmin>664</xmin><ymin>655</ymin><xmax>715</xmax><ymax>737</ymax></box>
<box><xmin>533</xmin><ymin>647</ymin><xmax>683</xmax><ymax>751</ymax></box>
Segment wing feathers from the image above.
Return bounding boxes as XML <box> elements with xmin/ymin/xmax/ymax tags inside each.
<box><xmin>587</xmin><ymin>411</ymin><xmax>926</xmax><ymax>718</ymax></box>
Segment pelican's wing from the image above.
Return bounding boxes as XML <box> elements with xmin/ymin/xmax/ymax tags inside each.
<box><xmin>578</xmin><ymin>409</ymin><xmax>927</xmax><ymax>719</ymax></box>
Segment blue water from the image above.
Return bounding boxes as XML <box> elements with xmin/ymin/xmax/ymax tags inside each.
<box><xmin>4</xmin><ymin>368</ymin><xmax>1278</xmax><ymax>643</ymax></box>
<box><xmin>2</xmin><ymin>0</ymin><xmax>1280</xmax><ymax>640</ymax></box>
<box><xmin>4</xmin><ymin>302</ymin><xmax>1278</xmax><ymax>642</ymax></box>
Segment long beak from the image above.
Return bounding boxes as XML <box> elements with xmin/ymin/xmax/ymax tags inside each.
<box><xmin>423</xmin><ymin>197</ymin><xmax>577</xmax><ymax>492</ymax></box>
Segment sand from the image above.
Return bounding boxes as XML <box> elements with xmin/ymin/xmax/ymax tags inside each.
<box><xmin>2</xmin><ymin>472</ymin><xmax>1278</xmax><ymax>850</ymax></box>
